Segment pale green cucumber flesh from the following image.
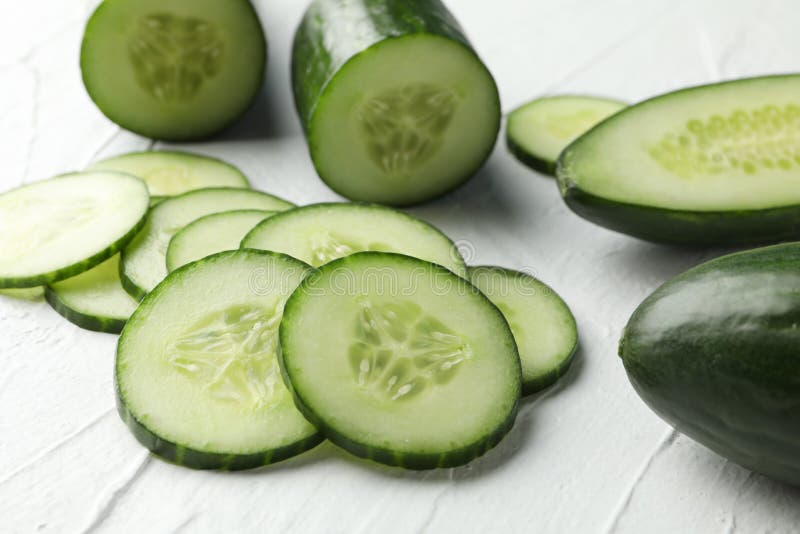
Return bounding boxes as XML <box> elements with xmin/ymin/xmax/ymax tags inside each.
<box><xmin>81</xmin><ymin>0</ymin><xmax>266</xmax><ymax>140</ymax></box>
<box><xmin>46</xmin><ymin>255</ymin><xmax>138</xmax><ymax>334</ymax></box>
<box><xmin>121</xmin><ymin>187</ymin><xmax>294</xmax><ymax>300</ymax></box>
<box><xmin>468</xmin><ymin>266</ymin><xmax>578</xmax><ymax>394</ymax></box>
<box><xmin>279</xmin><ymin>252</ymin><xmax>521</xmax><ymax>469</ymax></box>
<box><xmin>117</xmin><ymin>250</ymin><xmax>321</xmax><ymax>470</ymax></box>
<box><xmin>507</xmin><ymin>95</ymin><xmax>625</xmax><ymax>175</ymax></box>
<box><xmin>167</xmin><ymin>209</ymin><xmax>274</xmax><ymax>271</ymax></box>
<box><xmin>89</xmin><ymin>151</ymin><xmax>250</xmax><ymax>198</ymax></box>
<box><xmin>241</xmin><ymin>203</ymin><xmax>466</xmax><ymax>276</ymax></box>
<box><xmin>0</xmin><ymin>172</ymin><xmax>149</xmax><ymax>288</ymax></box>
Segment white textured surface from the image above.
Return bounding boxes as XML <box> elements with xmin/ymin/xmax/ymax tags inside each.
<box><xmin>2</xmin><ymin>1</ymin><xmax>800</xmax><ymax>533</ymax></box>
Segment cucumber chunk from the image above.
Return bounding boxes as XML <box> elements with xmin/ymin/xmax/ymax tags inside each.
<box><xmin>241</xmin><ymin>203</ymin><xmax>466</xmax><ymax>276</ymax></box>
<box><xmin>117</xmin><ymin>250</ymin><xmax>321</xmax><ymax>470</ymax></box>
<box><xmin>0</xmin><ymin>172</ymin><xmax>149</xmax><ymax>288</ymax></box>
<box><xmin>557</xmin><ymin>75</ymin><xmax>800</xmax><ymax>244</ymax></box>
<box><xmin>81</xmin><ymin>0</ymin><xmax>266</xmax><ymax>140</ymax></box>
<box><xmin>46</xmin><ymin>255</ymin><xmax>138</xmax><ymax>334</ymax></box>
<box><xmin>279</xmin><ymin>252</ymin><xmax>520</xmax><ymax>469</ymax></box>
<box><xmin>89</xmin><ymin>151</ymin><xmax>249</xmax><ymax>199</ymax></box>
<box><xmin>167</xmin><ymin>209</ymin><xmax>275</xmax><ymax>271</ymax></box>
<box><xmin>507</xmin><ymin>96</ymin><xmax>625</xmax><ymax>175</ymax></box>
<box><xmin>292</xmin><ymin>0</ymin><xmax>501</xmax><ymax>205</ymax></box>
<box><xmin>468</xmin><ymin>266</ymin><xmax>578</xmax><ymax>395</ymax></box>
<box><xmin>121</xmin><ymin>188</ymin><xmax>293</xmax><ymax>300</ymax></box>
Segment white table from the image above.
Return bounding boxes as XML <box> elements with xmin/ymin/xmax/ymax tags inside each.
<box><xmin>2</xmin><ymin>1</ymin><xmax>799</xmax><ymax>532</ymax></box>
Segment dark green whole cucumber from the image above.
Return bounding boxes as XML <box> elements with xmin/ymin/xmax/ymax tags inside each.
<box><xmin>292</xmin><ymin>0</ymin><xmax>501</xmax><ymax>205</ymax></box>
<box><xmin>620</xmin><ymin>242</ymin><xmax>800</xmax><ymax>486</ymax></box>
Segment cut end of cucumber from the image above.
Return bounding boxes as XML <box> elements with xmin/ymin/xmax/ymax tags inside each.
<box><xmin>309</xmin><ymin>35</ymin><xmax>500</xmax><ymax>205</ymax></box>
<box><xmin>81</xmin><ymin>0</ymin><xmax>266</xmax><ymax>140</ymax></box>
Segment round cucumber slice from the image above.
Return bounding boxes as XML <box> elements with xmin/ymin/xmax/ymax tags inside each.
<box><xmin>88</xmin><ymin>151</ymin><xmax>250</xmax><ymax>199</ymax></box>
<box><xmin>117</xmin><ymin>250</ymin><xmax>322</xmax><ymax>470</ymax></box>
<box><xmin>0</xmin><ymin>172</ymin><xmax>149</xmax><ymax>288</ymax></box>
<box><xmin>167</xmin><ymin>209</ymin><xmax>275</xmax><ymax>271</ymax></box>
<box><xmin>279</xmin><ymin>252</ymin><xmax>521</xmax><ymax>469</ymax></box>
<box><xmin>507</xmin><ymin>95</ymin><xmax>625</xmax><ymax>175</ymax></box>
<box><xmin>81</xmin><ymin>0</ymin><xmax>266</xmax><ymax>140</ymax></box>
<box><xmin>468</xmin><ymin>266</ymin><xmax>578</xmax><ymax>394</ymax></box>
<box><xmin>46</xmin><ymin>255</ymin><xmax>138</xmax><ymax>334</ymax></box>
<box><xmin>241</xmin><ymin>203</ymin><xmax>466</xmax><ymax>276</ymax></box>
<box><xmin>121</xmin><ymin>187</ymin><xmax>294</xmax><ymax>300</ymax></box>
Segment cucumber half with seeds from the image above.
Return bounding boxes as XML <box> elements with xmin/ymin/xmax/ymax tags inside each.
<box><xmin>241</xmin><ymin>203</ymin><xmax>466</xmax><ymax>276</ymax></box>
<box><xmin>81</xmin><ymin>0</ymin><xmax>266</xmax><ymax>140</ymax></box>
<box><xmin>167</xmin><ymin>209</ymin><xmax>275</xmax><ymax>271</ymax></box>
<box><xmin>89</xmin><ymin>151</ymin><xmax>250</xmax><ymax>200</ymax></box>
<box><xmin>468</xmin><ymin>266</ymin><xmax>578</xmax><ymax>395</ymax></box>
<box><xmin>121</xmin><ymin>188</ymin><xmax>293</xmax><ymax>300</ymax></box>
<box><xmin>507</xmin><ymin>96</ymin><xmax>625</xmax><ymax>175</ymax></box>
<box><xmin>557</xmin><ymin>75</ymin><xmax>800</xmax><ymax>244</ymax></box>
<box><xmin>117</xmin><ymin>250</ymin><xmax>321</xmax><ymax>470</ymax></box>
<box><xmin>279</xmin><ymin>252</ymin><xmax>521</xmax><ymax>469</ymax></box>
<box><xmin>0</xmin><ymin>172</ymin><xmax>148</xmax><ymax>288</ymax></box>
<box><xmin>292</xmin><ymin>0</ymin><xmax>501</xmax><ymax>205</ymax></box>
<box><xmin>46</xmin><ymin>255</ymin><xmax>138</xmax><ymax>334</ymax></box>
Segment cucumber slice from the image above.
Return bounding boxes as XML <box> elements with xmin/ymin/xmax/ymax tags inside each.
<box><xmin>241</xmin><ymin>203</ymin><xmax>466</xmax><ymax>276</ymax></box>
<box><xmin>279</xmin><ymin>252</ymin><xmax>521</xmax><ymax>469</ymax></box>
<box><xmin>88</xmin><ymin>151</ymin><xmax>249</xmax><ymax>199</ymax></box>
<box><xmin>81</xmin><ymin>0</ymin><xmax>266</xmax><ymax>140</ymax></box>
<box><xmin>117</xmin><ymin>250</ymin><xmax>322</xmax><ymax>470</ymax></box>
<box><xmin>557</xmin><ymin>75</ymin><xmax>800</xmax><ymax>244</ymax></box>
<box><xmin>45</xmin><ymin>255</ymin><xmax>138</xmax><ymax>334</ymax></box>
<box><xmin>0</xmin><ymin>172</ymin><xmax>149</xmax><ymax>288</ymax></box>
<box><xmin>121</xmin><ymin>188</ymin><xmax>293</xmax><ymax>300</ymax></box>
<box><xmin>0</xmin><ymin>287</ymin><xmax>44</xmax><ymax>301</ymax></box>
<box><xmin>292</xmin><ymin>0</ymin><xmax>501</xmax><ymax>205</ymax></box>
<box><xmin>468</xmin><ymin>266</ymin><xmax>578</xmax><ymax>395</ymax></box>
<box><xmin>507</xmin><ymin>96</ymin><xmax>625</xmax><ymax>175</ymax></box>
<box><xmin>167</xmin><ymin>210</ymin><xmax>275</xmax><ymax>271</ymax></box>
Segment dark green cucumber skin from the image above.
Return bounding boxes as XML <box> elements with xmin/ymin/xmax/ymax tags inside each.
<box><xmin>279</xmin><ymin>252</ymin><xmax>521</xmax><ymax>470</ymax></box>
<box><xmin>620</xmin><ymin>242</ymin><xmax>800</xmax><ymax>486</ymax></box>
<box><xmin>506</xmin><ymin>136</ymin><xmax>556</xmax><ymax>176</ymax></box>
<box><xmin>291</xmin><ymin>0</ymin><xmax>501</xmax><ymax>206</ymax></box>
<box><xmin>44</xmin><ymin>286</ymin><xmax>127</xmax><ymax>334</ymax></box>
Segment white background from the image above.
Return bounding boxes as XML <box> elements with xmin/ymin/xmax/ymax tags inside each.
<box><xmin>2</xmin><ymin>0</ymin><xmax>800</xmax><ymax>532</ymax></box>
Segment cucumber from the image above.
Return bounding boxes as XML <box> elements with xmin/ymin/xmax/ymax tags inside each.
<box><xmin>167</xmin><ymin>209</ymin><xmax>274</xmax><ymax>271</ymax></box>
<box><xmin>81</xmin><ymin>0</ymin><xmax>266</xmax><ymax>140</ymax></box>
<box><xmin>291</xmin><ymin>0</ymin><xmax>501</xmax><ymax>205</ymax></box>
<box><xmin>557</xmin><ymin>75</ymin><xmax>800</xmax><ymax>244</ymax></box>
<box><xmin>121</xmin><ymin>188</ymin><xmax>293</xmax><ymax>300</ymax></box>
<box><xmin>0</xmin><ymin>172</ymin><xmax>149</xmax><ymax>288</ymax></box>
<box><xmin>507</xmin><ymin>96</ymin><xmax>625</xmax><ymax>175</ymax></box>
<box><xmin>88</xmin><ymin>151</ymin><xmax>249</xmax><ymax>200</ymax></box>
<box><xmin>279</xmin><ymin>252</ymin><xmax>520</xmax><ymax>469</ymax></box>
<box><xmin>45</xmin><ymin>255</ymin><xmax>138</xmax><ymax>334</ymax></box>
<box><xmin>0</xmin><ymin>287</ymin><xmax>44</xmax><ymax>301</ymax></box>
<box><xmin>117</xmin><ymin>250</ymin><xmax>322</xmax><ymax>470</ymax></box>
<box><xmin>241</xmin><ymin>203</ymin><xmax>466</xmax><ymax>276</ymax></box>
<box><xmin>468</xmin><ymin>266</ymin><xmax>578</xmax><ymax>395</ymax></box>
<box><xmin>620</xmin><ymin>242</ymin><xmax>800</xmax><ymax>486</ymax></box>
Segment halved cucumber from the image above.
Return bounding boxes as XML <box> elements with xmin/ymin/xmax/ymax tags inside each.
<box><xmin>279</xmin><ymin>252</ymin><xmax>521</xmax><ymax>469</ymax></box>
<box><xmin>507</xmin><ymin>96</ymin><xmax>625</xmax><ymax>175</ymax></box>
<box><xmin>117</xmin><ymin>250</ymin><xmax>321</xmax><ymax>470</ymax></box>
<box><xmin>46</xmin><ymin>255</ymin><xmax>138</xmax><ymax>334</ymax></box>
<box><xmin>81</xmin><ymin>0</ymin><xmax>266</xmax><ymax>140</ymax></box>
<box><xmin>468</xmin><ymin>266</ymin><xmax>578</xmax><ymax>395</ymax></box>
<box><xmin>557</xmin><ymin>75</ymin><xmax>800</xmax><ymax>244</ymax></box>
<box><xmin>167</xmin><ymin>209</ymin><xmax>275</xmax><ymax>271</ymax></box>
<box><xmin>0</xmin><ymin>172</ymin><xmax>149</xmax><ymax>288</ymax></box>
<box><xmin>88</xmin><ymin>151</ymin><xmax>249</xmax><ymax>199</ymax></box>
<box><xmin>121</xmin><ymin>188</ymin><xmax>293</xmax><ymax>300</ymax></box>
<box><xmin>292</xmin><ymin>0</ymin><xmax>501</xmax><ymax>205</ymax></box>
<box><xmin>241</xmin><ymin>203</ymin><xmax>466</xmax><ymax>276</ymax></box>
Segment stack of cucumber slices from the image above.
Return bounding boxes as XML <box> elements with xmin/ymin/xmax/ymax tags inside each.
<box><xmin>0</xmin><ymin>149</ymin><xmax>578</xmax><ymax>471</ymax></box>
